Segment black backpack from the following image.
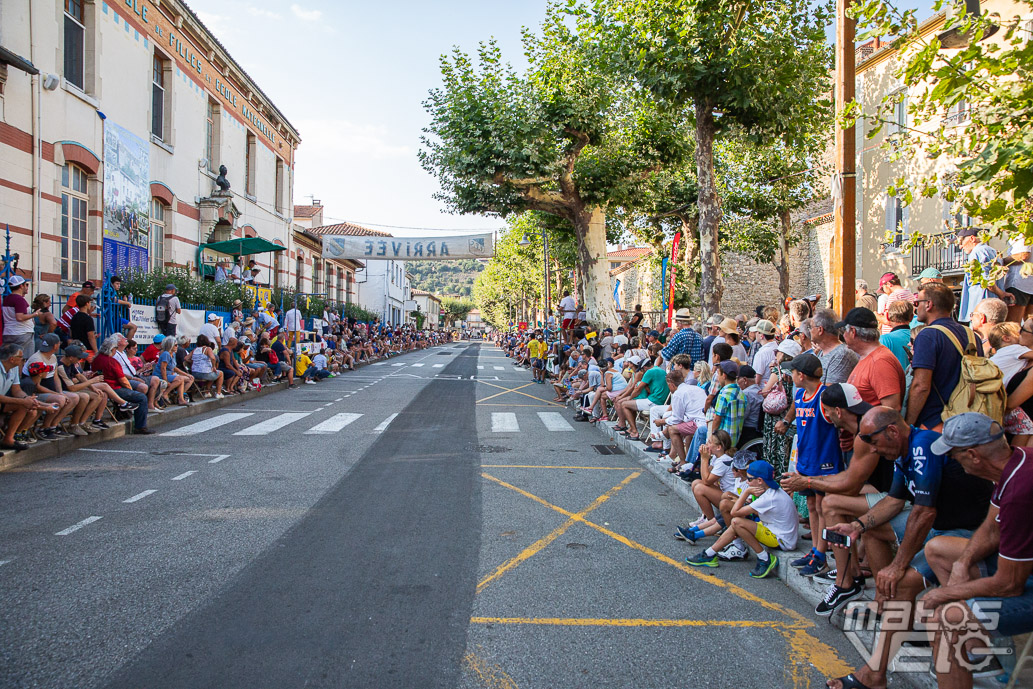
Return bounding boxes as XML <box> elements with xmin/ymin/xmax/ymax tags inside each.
<box><xmin>155</xmin><ymin>294</ymin><xmax>172</xmax><ymax>325</ymax></box>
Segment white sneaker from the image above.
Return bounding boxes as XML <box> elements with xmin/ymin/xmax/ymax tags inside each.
<box><xmin>215</xmin><ymin>393</ymin><xmax>225</xmax><ymax>399</ymax></box>
<box><xmin>718</xmin><ymin>543</ymin><xmax>749</xmax><ymax>561</ymax></box>
<box><xmin>305</xmin><ymin>380</ymin><xmax>317</xmax><ymax>385</ymax></box>
<box><xmin>689</xmin><ymin>515</ymin><xmax>707</xmax><ymax>528</ymax></box>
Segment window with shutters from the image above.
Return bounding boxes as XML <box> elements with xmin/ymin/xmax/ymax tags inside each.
<box><xmin>274</xmin><ymin>159</ymin><xmax>285</xmax><ymax>213</ymax></box>
<box><xmin>151</xmin><ymin>53</ymin><xmax>171</xmax><ymax>141</ymax></box>
<box><xmin>245</xmin><ymin>134</ymin><xmax>257</xmax><ymax>197</ymax></box>
<box><xmin>61</xmin><ymin>164</ymin><xmax>89</xmax><ymax>283</ymax></box>
<box><xmin>205</xmin><ymin>100</ymin><xmax>220</xmax><ymax>172</ymax></box>
<box><xmin>885</xmin><ymin>195</ymin><xmax>907</xmax><ymax>248</ymax></box>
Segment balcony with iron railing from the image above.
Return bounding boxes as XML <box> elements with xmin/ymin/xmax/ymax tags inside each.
<box><xmin>909</xmin><ymin>231</ymin><xmax>968</xmax><ymax>277</ymax></box>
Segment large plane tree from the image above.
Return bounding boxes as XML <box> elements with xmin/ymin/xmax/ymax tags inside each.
<box><xmin>420</xmin><ymin>8</ymin><xmax>689</xmax><ymax>325</ymax></box>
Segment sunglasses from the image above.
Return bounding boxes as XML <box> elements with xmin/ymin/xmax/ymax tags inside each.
<box><xmin>859</xmin><ymin>424</ymin><xmax>891</xmax><ymax>444</ymax></box>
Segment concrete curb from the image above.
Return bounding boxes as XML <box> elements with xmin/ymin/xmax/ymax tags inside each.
<box><xmin>0</xmin><ymin>350</ymin><xmax>426</xmax><ymax>473</ymax></box>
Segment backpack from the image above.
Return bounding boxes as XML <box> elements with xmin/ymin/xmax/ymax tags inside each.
<box><xmin>929</xmin><ymin>325</ymin><xmax>1006</xmax><ymax>424</ymax></box>
<box><xmin>155</xmin><ymin>294</ymin><xmax>172</xmax><ymax>325</ymax></box>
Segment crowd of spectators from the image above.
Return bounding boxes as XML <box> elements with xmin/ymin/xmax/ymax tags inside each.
<box><xmin>0</xmin><ymin>277</ymin><xmax>452</xmax><ymax>451</ymax></box>
<box><xmin>498</xmin><ymin>254</ymin><xmax>1033</xmax><ymax>688</ymax></box>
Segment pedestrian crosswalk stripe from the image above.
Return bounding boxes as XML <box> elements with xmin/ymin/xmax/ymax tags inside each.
<box><xmin>233</xmin><ymin>412</ymin><xmax>312</xmax><ymax>436</ymax></box>
<box><xmin>305</xmin><ymin>412</ymin><xmax>363</xmax><ymax>434</ymax></box>
<box><xmin>391</xmin><ymin>363</ymin><xmax>405</xmax><ymax>367</ymax></box>
<box><xmin>477</xmin><ymin>365</ymin><xmax>484</xmax><ymax>370</ymax></box>
<box><xmin>491</xmin><ymin>412</ymin><xmax>519</xmax><ymax>433</ymax></box>
<box><xmin>433</xmin><ymin>363</ymin><xmax>445</xmax><ymax>368</ymax></box>
<box><xmin>411</xmin><ymin>363</ymin><xmax>425</xmax><ymax>367</ymax></box>
<box><xmin>537</xmin><ymin>412</ymin><xmax>574</xmax><ymax>432</ymax></box>
<box><xmin>373</xmin><ymin>413</ymin><xmax>398</xmax><ymax>433</ymax></box>
<box><xmin>162</xmin><ymin>412</ymin><xmax>254</xmax><ymax>436</ymax></box>
<box><xmin>493</xmin><ymin>366</ymin><xmax>505</xmax><ymax>371</ymax></box>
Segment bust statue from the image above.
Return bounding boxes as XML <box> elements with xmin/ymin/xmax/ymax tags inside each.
<box><xmin>215</xmin><ymin>165</ymin><xmax>231</xmax><ymax>192</ymax></box>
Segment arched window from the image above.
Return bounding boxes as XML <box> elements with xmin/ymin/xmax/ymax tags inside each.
<box><xmin>150</xmin><ymin>198</ymin><xmax>167</xmax><ymax>269</ymax></box>
<box><xmin>61</xmin><ymin>163</ymin><xmax>88</xmax><ymax>283</ymax></box>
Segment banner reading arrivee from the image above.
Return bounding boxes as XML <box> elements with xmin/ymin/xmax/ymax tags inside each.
<box><xmin>321</xmin><ymin>233</ymin><xmax>494</xmax><ymax>261</ymax></box>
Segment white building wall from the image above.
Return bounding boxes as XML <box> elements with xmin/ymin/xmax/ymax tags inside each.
<box><xmin>355</xmin><ymin>259</ymin><xmax>408</xmax><ymax>326</ymax></box>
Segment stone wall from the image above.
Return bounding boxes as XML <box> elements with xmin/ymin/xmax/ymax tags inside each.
<box><xmin>718</xmin><ymin>243</ymin><xmax>810</xmax><ymax>317</ymax></box>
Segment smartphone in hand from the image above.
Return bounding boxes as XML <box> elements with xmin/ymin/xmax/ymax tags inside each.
<box><xmin>822</xmin><ymin>529</ymin><xmax>852</xmax><ymax>548</ymax></box>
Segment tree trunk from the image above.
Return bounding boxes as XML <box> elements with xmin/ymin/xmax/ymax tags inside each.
<box><xmin>573</xmin><ymin>206</ymin><xmax>620</xmax><ymax>328</ymax></box>
<box><xmin>776</xmin><ymin>210</ymin><xmax>793</xmax><ymax>306</ymax></box>
<box><xmin>695</xmin><ymin>98</ymin><xmax>723</xmax><ymax>317</ymax></box>
<box><xmin>678</xmin><ymin>213</ymin><xmax>700</xmax><ymax>289</ymax></box>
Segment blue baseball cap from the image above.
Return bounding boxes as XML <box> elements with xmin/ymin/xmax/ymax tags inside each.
<box><xmin>747</xmin><ymin>460</ymin><xmax>780</xmax><ymax>490</ymax></box>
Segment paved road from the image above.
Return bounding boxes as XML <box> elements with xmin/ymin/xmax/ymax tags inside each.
<box><xmin>0</xmin><ymin>343</ymin><xmax>859</xmax><ymax>688</ymax></box>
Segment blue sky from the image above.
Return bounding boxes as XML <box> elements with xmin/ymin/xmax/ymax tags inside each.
<box><xmin>190</xmin><ymin>0</ymin><xmax>934</xmax><ymax>238</ymax></box>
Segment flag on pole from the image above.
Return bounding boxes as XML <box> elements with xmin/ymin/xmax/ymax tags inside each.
<box><xmin>667</xmin><ymin>232</ymin><xmax>681</xmax><ymax>328</ymax></box>
<box><xmin>613</xmin><ymin>279</ymin><xmax>621</xmax><ymax>310</ymax></box>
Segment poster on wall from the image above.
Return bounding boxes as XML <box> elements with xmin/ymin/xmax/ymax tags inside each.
<box><xmin>103</xmin><ymin>120</ymin><xmax>149</xmax><ymax>274</ymax></box>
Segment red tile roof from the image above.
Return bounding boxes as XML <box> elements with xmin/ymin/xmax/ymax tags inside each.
<box><xmin>606</xmin><ymin>247</ymin><xmax>652</xmax><ymax>260</ymax></box>
<box><xmin>308</xmin><ymin>222</ymin><xmax>393</xmax><ymax>238</ymax></box>
<box><xmin>293</xmin><ymin>205</ymin><xmax>322</xmax><ymax>218</ymax></box>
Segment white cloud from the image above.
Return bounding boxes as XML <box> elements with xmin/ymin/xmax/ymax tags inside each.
<box><xmin>193</xmin><ymin>10</ymin><xmax>236</xmax><ymax>40</ymax></box>
<box><xmin>290</xmin><ymin>4</ymin><xmax>322</xmax><ymax>21</ymax></box>
<box><xmin>247</xmin><ymin>7</ymin><xmax>281</xmax><ymax>20</ymax></box>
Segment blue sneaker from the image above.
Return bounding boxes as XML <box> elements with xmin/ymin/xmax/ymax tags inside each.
<box><xmin>799</xmin><ymin>554</ymin><xmax>829</xmax><ymax>578</ymax></box>
<box><xmin>674</xmin><ymin>526</ymin><xmax>702</xmax><ymax>543</ymax></box>
<box><xmin>685</xmin><ymin>551</ymin><xmax>719</xmax><ymax>568</ymax></box>
<box><xmin>750</xmin><ymin>554</ymin><xmax>779</xmax><ymax>578</ymax></box>
<box><xmin>790</xmin><ymin>551</ymin><xmax>816</xmax><ymax>569</ymax></box>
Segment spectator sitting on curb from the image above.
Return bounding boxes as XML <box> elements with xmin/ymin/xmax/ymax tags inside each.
<box><xmin>92</xmin><ymin>334</ymin><xmax>152</xmax><ymax>434</ymax></box>
<box><xmin>824</xmin><ymin>407</ymin><xmax>994</xmax><ymax>689</ymax></box>
<box><xmin>189</xmin><ymin>335</ymin><xmax>225</xmax><ymax>399</ymax></box>
<box><xmin>0</xmin><ymin>344</ymin><xmax>43</xmax><ymax>451</ymax></box>
<box><xmin>678</xmin><ymin>430</ymin><xmax>736</xmax><ymax>542</ymax></box>
<box><xmin>55</xmin><ymin>345</ymin><xmax>108</xmax><ymax>434</ymax></box>
<box><xmin>685</xmin><ymin>459</ymin><xmax>798</xmax><ymax>579</ymax></box>
<box><xmin>919</xmin><ymin>413</ymin><xmax>1033</xmax><ymax>689</ymax></box>
<box><xmin>156</xmin><ymin>336</ymin><xmax>190</xmax><ymax>406</ymax></box>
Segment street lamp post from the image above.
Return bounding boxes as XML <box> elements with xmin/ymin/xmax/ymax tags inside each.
<box><xmin>519</xmin><ymin>231</ymin><xmax>551</xmax><ymax>328</ymax></box>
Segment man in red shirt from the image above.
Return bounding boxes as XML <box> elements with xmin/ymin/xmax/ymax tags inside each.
<box><xmin>837</xmin><ymin>308</ymin><xmax>906</xmax><ymax>410</ymax></box>
<box><xmin>920</xmin><ymin>413</ymin><xmax>1033</xmax><ymax>689</ymax></box>
<box><xmin>91</xmin><ymin>334</ymin><xmax>152</xmax><ymax>434</ymax></box>
<box><xmin>64</xmin><ymin>281</ymin><xmax>96</xmax><ymax>314</ymax></box>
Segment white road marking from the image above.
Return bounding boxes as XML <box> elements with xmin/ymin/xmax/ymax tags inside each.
<box><xmin>55</xmin><ymin>516</ymin><xmax>102</xmax><ymax>536</ymax></box>
<box><xmin>537</xmin><ymin>412</ymin><xmax>574</xmax><ymax>432</ymax></box>
<box><xmin>410</xmin><ymin>363</ymin><xmax>424</xmax><ymax>367</ymax></box>
<box><xmin>208</xmin><ymin>455</ymin><xmax>230</xmax><ymax>464</ymax></box>
<box><xmin>372</xmin><ymin>362</ymin><xmax>386</xmax><ymax>366</ymax></box>
<box><xmin>0</xmin><ymin>559</ymin><xmax>12</xmax><ymax>568</ymax></box>
<box><xmin>335</xmin><ymin>397</ymin><xmax>343</xmax><ymax>402</ymax></box>
<box><xmin>171</xmin><ymin>471</ymin><xmax>197</xmax><ymax>481</ymax></box>
<box><xmin>234</xmin><ymin>412</ymin><xmax>312</xmax><ymax>436</ymax></box>
<box><xmin>305</xmin><ymin>413</ymin><xmax>363</xmax><ymax>434</ymax></box>
<box><xmin>161</xmin><ymin>413</ymin><xmax>254</xmax><ymax>436</ymax></box>
<box><xmin>124</xmin><ymin>490</ymin><xmax>157</xmax><ymax>503</ymax></box>
<box><xmin>491</xmin><ymin>413</ymin><xmax>520</xmax><ymax>433</ymax></box>
<box><xmin>373</xmin><ymin>413</ymin><xmax>398</xmax><ymax>433</ymax></box>
<box><xmin>432</xmin><ymin>364</ymin><xmax>445</xmax><ymax>368</ymax></box>
<box><xmin>391</xmin><ymin>363</ymin><xmax>405</xmax><ymax>367</ymax></box>
<box><xmin>477</xmin><ymin>365</ymin><xmax>484</xmax><ymax>370</ymax></box>
<box><xmin>493</xmin><ymin>366</ymin><xmax>505</xmax><ymax>371</ymax></box>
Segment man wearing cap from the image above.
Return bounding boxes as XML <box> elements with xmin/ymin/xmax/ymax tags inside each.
<box><xmin>612</xmin><ymin>325</ymin><xmax>629</xmax><ymax>349</ymax></box>
<box><xmin>735</xmin><ymin>364</ymin><xmax>764</xmax><ymax>444</ymax></box>
<box><xmin>64</xmin><ymin>280</ymin><xmax>96</xmax><ymax>315</ymax></box>
<box><xmin>615</xmin><ymin>355</ymin><xmax>668</xmax><ymax>438</ymax></box>
<box><xmin>660</xmin><ymin>308</ymin><xmax>703</xmax><ymax>368</ymax></box>
<box><xmin>686</xmin><ymin>459</ymin><xmax>798</xmax><ymax>578</ymax></box>
<box><xmin>26</xmin><ymin>332</ymin><xmax>92</xmax><ymax>437</ymax></box>
<box><xmin>142</xmin><ymin>334</ymin><xmax>165</xmax><ymax>364</ymax></box>
<box><xmin>907</xmin><ymin>283</ymin><xmax>984</xmax><ymax>431</ymax></box>
<box><xmin>749</xmin><ymin>319</ymin><xmax>779</xmax><ymax>385</ymax></box>
<box><xmin>915</xmin><ymin>413</ymin><xmax>1033</xmax><ymax>689</ymax></box>
<box><xmin>839</xmin><ymin>307</ymin><xmax>905</xmax><ymax>410</ymax></box>
<box><xmin>783</xmin><ymin>383</ymin><xmax>899</xmax><ymax>615</ymax></box>
<box><xmin>55</xmin><ymin>344</ymin><xmax>108</xmax><ymax>434</ymax></box>
<box><xmin>159</xmin><ymin>284</ymin><xmax>181</xmax><ymax>337</ymax></box>
<box><xmin>200</xmin><ymin>314</ymin><xmax>222</xmax><ymax>347</ymax></box>
<box><xmin>826</xmin><ymin>406</ymin><xmax>993</xmax><ymax>689</ymax></box>
<box><xmin>876</xmin><ymin>272</ymin><xmax>915</xmax><ymax>335</ymax></box>
<box><xmin>599</xmin><ymin>328</ymin><xmax>614</xmax><ymax>359</ymax></box>
<box><xmin>0</xmin><ymin>343</ymin><xmax>44</xmax><ymax>451</ymax></box>
<box><xmin>775</xmin><ymin>352</ymin><xmax>842</xmax><ymax>576</ymax></box>
<box><xmin>2</xmin><ymin>276</ymin><xmax>43</xmax><ymax>358</ymax></box>
<box><xmin>701</xmin><ymin>314</ymin><xmax>724</xmax><ymax>363</ymax></box>
<box><xmin>957</xmin><ymin>227</ymin><xmax>1013</xmax><ymax>323</ymax></box>
<box><xmin>68</xmin><ymin>296</ymin><xmax>98</xmax><ymax>352</ymax></box>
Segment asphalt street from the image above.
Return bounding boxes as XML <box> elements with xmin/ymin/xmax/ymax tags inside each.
<box><xmin>0</xmin><ymin>342</ymin><xmax>860</xmax><ymax>689</ymax></box>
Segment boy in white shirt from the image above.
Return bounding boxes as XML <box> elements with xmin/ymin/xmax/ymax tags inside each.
<box><xmin>676</xmin><ymin>450</ymin><xmax>754</xmax><ymax>561</ymax></box>
<box><xmin>678</xmin><ymin>431</ymin><xmax>735</xmax><ymax>538</ymax></box>
<box><xmin>685</xmin><ymin>459</ymin><xmax>798</xmax><ymax>579</ymax></box>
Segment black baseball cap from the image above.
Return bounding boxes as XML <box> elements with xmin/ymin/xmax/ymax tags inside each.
<box><xmin>835</xmin><ymin>307</ymin><xmax>878</xmax><ymax>331</ymax></box>
<box><xmin>821</xmin><ymin>383</ymin><xmax>873</xmax><ymax>416</ymax></box>
<box><xmin>780</xmin><ymin>352</ymin><xmax>823</xmax><ymax>378</ymax></box>
<box><xmin>737</xmin><ymin>364</ymin><xmax>757</xmax><ymax>379</ymax></box>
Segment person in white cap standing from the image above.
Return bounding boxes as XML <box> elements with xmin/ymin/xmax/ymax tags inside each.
<box><xmin>2</xmin><ymin>276</ymin><xmax>43</xmax><ymax>358</ymax></box>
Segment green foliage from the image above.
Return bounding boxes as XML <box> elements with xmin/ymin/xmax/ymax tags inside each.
<box><xmin>441</xmin><ymin>296</ymin><xmax>476</xmax><ymax>323</ymax></box>
<box><xmin>846</xmin><ymin>0</ymin><xmax>1033</xmax><ymax>253</ymax></box>
<box><xmin>117</xmin><ymin>268</ymin><xmax>248</xmax><ymax>309</ymax></box>
<box><xmin>407</xmin><ymin>259</ymin><xmax>484</xmax><ymax>298</ymax></box>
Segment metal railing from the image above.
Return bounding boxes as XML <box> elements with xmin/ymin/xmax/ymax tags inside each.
<box><xmin>910</xmin><ymin>232</ymin><xmax>968</xmax><ymax>277</ymax></box>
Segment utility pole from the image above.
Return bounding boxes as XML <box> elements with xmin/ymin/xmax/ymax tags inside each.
<box><xmin>831</xmin><ymin>0</ymin><xmax>857</xmax><ymax>316</ymax></box>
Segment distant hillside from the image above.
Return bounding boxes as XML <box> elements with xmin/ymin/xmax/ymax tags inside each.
<box><xmin>408</xmin><ymin>259</ymin><xmax>484</xmax><ymax>298</ymax></box>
